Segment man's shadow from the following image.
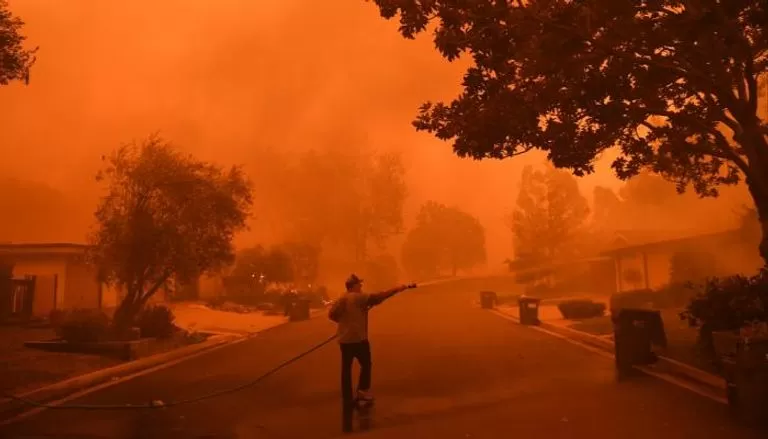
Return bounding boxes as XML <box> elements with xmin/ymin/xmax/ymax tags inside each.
<box><xmin>342</xmin><ymin>402</ymin><xmax>374</xmax><ymax>434</ymax></box>
<box><xmin>342</xmin><ymin>403</ymin><xmax>354</xmax><ymax>433</ymax></box>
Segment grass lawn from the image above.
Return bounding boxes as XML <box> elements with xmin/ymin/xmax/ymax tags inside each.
<box><xmin>568</xmin><ymin>309</ymin><xmax>719</xmax><ymax>376</ymax></box>
<box><xmin>0</xmin><ymin>326</ymin><xmax>121</xmax><ymax>394</ymax></box>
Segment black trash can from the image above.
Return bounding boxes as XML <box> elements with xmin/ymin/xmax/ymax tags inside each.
<box><xmin>282</xmin><ymin>291</ymin><xmax>298</xmax><ymax>317</ymax></box>
<box><xmin>613</xmin><ymin>308</ymin><xmax>667</xmax><ymax>377</ymax></box>
<box><xmin>719</xmin><ymin>337</ymin><xmax>768</xmax><ymax>426</ymax></box>
<box><xmin>289</xmin><ymin>298</ymin><xmax>311</xmax><ymax>322</ymax></box>
<box><xmin>479</xmin><ymin>291</ymin><xmax>497</xmax><ymax>309</ymax></box>
<box><xmin>518</xmin><ymin>297</ymin><xmax>541</xmax><ymax>325</ymax></box>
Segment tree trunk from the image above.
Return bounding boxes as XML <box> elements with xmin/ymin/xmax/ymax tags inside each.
<box><xmin>757</xmin><ymin>202</ymin><xmax>768</xmax><ymax>268</ymax></box>
<box><xmin>111</xmin><ymin>290</ymin><xmax>142</xmax><ymax>334</ymax></box>
<box><xmin>745</xmin><ymin>175</ymin><xmax>768</xmax><ymax>268</ymax></box>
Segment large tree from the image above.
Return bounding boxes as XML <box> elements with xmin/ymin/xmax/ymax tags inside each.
<box><xmin>509</xmin><ymin>165</ymin><xmax>590</xmax><ymax>263</ymax></box>
<box><xmin>286</xmin><ymin>147</ymin><xmax>407</xmax><ymax>264</ymax></box>
<box><xmin>278</xmin><ymin>241</ymin><xmax>321</xmax><ymax>286</ymax></box>
<box><xmin>90</xmin><ymin>135</ymin><xmax>252</xmax><ymax>331</ymax></box>
<box><xmin>371</xmin><ymin>0</ymin><xmax>768</xmax><ymax>264</ymax></box>
<box><xmin>402</xmin><ymin>201</ymin><xmax>486</xmax><ymax>278</ymax></box>
<box><xmin>0</xmin><ymin>0</ymin><xmax>36</xmax><ymax>85</ymax></box>
<box><xmin>592</xmin><ymin>185</ymin><xmax>624</xmax><ymax>232</ymax></box>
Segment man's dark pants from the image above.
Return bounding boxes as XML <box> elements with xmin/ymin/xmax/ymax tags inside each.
<box><xmin>340</xmin><ymin>340</ymin><xmax>372</xmax><ymax>404</ymax></box>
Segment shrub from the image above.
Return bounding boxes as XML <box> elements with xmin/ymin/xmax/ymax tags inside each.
<box><xmin>137</xmin><ymin>305</ymin><xmax>177</xmax><ymax>338</ymax></box>
<box><xmin>54</xmin><ymin>309</ymin><xmax>111</xmax><ymax>343</ymax></box>
<box><xmin>558</xmin><ymin>300</ymin><xmax>606</xmax><ymax>320</ymax></box>
<box><xmin>680</xmin><ymin>269</ymin><xmax>768</xmax><ymax>364</ymax></box>
<box><xmin>609</xmin><ymin>289</ymin><xmax>656</xmax><ymax>312</ymax></box>
<box><xmin>680</xmin><ymin>269</ymin><xmax>768</xmax><ymax>331</ymax></box>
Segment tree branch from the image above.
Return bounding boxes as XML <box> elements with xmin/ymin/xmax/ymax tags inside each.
<box><xmin>744</xmin><ymin>55</ymin><xmax>759</xmax><ymax>117</ymax></box>
<box><xmin>140</xmin><ymin>271</ymin><xmax>173</xmax><ymax>305</ymax></box>
<box><xmin>640</xmin><ymin>116</ymin><xmax>751</xmax><ymax>177</ymax></box>
<box><xmin>512</xmin><ymin>4</ymin><xmax>743</xmax><ymax>119</ymax></box>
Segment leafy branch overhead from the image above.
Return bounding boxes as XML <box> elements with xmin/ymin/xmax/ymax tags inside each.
<box><xmin>373</xmin><ymin>1</ymin><xmax>766</xmax><ymax>190</ymax></box>
<box><xmin>371</xmin><ymin>0</ymin><xmax>768</xmax><ymax>264</ymax></box>
<box><xmin>0</xmin><ymin>0</ymin><xmax>37</xmax><ymax>85</ymax></box>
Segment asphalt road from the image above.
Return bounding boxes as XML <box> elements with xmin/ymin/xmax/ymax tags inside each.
<box><xmin>1</xmin><ymin>286</ymin><xmax>762</xmax><ymax>439</ymax></box>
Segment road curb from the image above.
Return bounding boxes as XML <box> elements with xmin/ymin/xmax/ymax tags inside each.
<box><xmin>491</xmin><ymin>307</ymin><xmax>727</xmax><ymax>400</ymax></box>
<box><xmin>0</xmin><ymin>308</ymin><xmax>327</xmax><ymax>421</ymax></box>
<box><xmin>0</xmin><ymin>334</ymin><xmax>236</xmax><ymax>419</ymax></box>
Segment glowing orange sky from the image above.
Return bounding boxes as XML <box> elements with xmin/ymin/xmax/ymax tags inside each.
<box><xmin>0</xmin><ymin>0</ymin><xmax>639</xmax><ymax>269</ymax></box>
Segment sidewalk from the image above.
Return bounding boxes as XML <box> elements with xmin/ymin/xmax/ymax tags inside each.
<box><xmin>495</xmin><ymin>303</ymin><xmax>727</xmax><ymax>401</ymax></box>
<box><xmin>171</xmin><ymin>302</ymin><xmax>291</xmax><ymax>335</ymax></box>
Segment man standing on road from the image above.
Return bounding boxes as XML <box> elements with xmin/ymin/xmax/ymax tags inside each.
<box><xmin>328</xmin><ymin>274</ymin><xmax>416</xmax><ymax>407</ymax></box>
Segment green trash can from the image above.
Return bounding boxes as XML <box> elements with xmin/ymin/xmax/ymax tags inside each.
<box><xmin>479</xmin><ymin>291</ymin><xmax>497</xmax><ymax>309</ymax></box>
<box><xmin>518</xmin><ymin>297</ymin><xmax>541</xmax><ymax>325</ymax></box>
<box><xmin>289</xmin><ymin>298</ymin><xmax>311</xmax><ymax>322</ymax></box>
<box><xmin>612</xmin><ymin>308</ymin><xmax>667</xmax><ymax>377</ymax></box>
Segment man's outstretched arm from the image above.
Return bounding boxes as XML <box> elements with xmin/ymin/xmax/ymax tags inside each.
<box><xmin>367</xmin><ymin>283</ymin><xmax>417</xmax><ymax>308</ymax></box>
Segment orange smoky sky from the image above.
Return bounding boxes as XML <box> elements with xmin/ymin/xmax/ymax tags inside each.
<box><xmin>0</xmin><ymin>0</ymin><xmax>631</xmax><ymax>270</ymax></box>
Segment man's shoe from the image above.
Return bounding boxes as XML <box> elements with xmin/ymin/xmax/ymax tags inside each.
<box><xmin>356</xmin><ymin>390</ymin><xmax>374</xmax><ymax>402</ymax></box>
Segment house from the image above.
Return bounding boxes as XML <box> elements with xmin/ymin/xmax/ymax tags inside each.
<box><xmin>601</xmin><ymin>229</ymin><xmax>762</xmax><ymax>293</ymax></box>
<box><xmin>503</xmin><ymin>256</ymin><xmax>617</xmax><ymax>295</ymax></box>
<box><xmin>0</xmin><ymin>243</ymin><xmax>117</xmax><ymax>318</ymax></box>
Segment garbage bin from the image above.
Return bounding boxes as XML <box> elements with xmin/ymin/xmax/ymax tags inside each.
<box><xmin>718</xmin><ymin>336</ymin><xmax>768</xmax><ymax>426</ymax></box>
<box><xmin>289</xmin><ymin>298</ymin><xmax>311</xmax><ymax>322</ymax></box>
<box><xmin>518</xmin><ymin>297</ymin><xmax>541</xmax><ymax>325</ymax></box>
<box><xmin>282</xmin><ymin>291</ymin><xmax>298</xmax><ymax>317</ymax></box>
<box><xmin>479</xmin><ymin>291</ymin><xmax>497</xmax><ymax>309</ymax></box>
<box><xmin>612</xmin><ymin>308</ymin><xmax>667</xmax><ymax>377</ymax></box>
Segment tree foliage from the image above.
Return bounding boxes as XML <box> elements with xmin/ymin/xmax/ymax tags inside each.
<box><xmin>286</xmin><ymin>147</ymin><xmax>407</xmax><ymax>263</ymax></box>
<box><xmin>90</xmin><ymin>135</ymin><xmax>252</xmax><ymax>330</ymax></box>
<box><xmin>279</xmin><ymin>241</ymin><xmax>321</xmax><ymax>285</ymax></box>
<box><xmin>230</xmin><ymin>245</ymin><xmax>296</xmax><ymax>285</ymax></box>
<box><xmin>592</xmin><ymin>185</ymin><xmax>623</xmax><ymax>232</ymax></box>
<box><xmin>372</xmin><ymin>0</ymin><xmax>768</xmax><ymax>263</ymax></box>
<box><xmin>0</xmin><ymin>0</ymin><xmax>36</xmax><ymax>85</ymax></box>
<box><xmin>362</xmin><ymin>253</ymin><xmax>400</xmax><ymax>291</ymax></box>
<box><xmin>509</xmin><ymin>164</ymin><xmax>590</xmax><ymax>263</ymax></box>
<box><xmin>402</xmin><ymin>201</ymin><xmax>486</xmax><ymax>278</ymax></box>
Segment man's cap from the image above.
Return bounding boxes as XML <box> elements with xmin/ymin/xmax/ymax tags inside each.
<box><xmin>345</xmin><ymin>274</ymin><xmax>363</xmax><ymax>290</ymax></box>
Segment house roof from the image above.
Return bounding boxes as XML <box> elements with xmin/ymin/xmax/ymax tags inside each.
<box><xmin>601</xmin><ymin>229</ymin><xmax>742</xmax><ymax>256</ymax></box>
<box><xmin>608</xmin><ymin>229</ymin><xmax>698</xmax><ymax>248</ymax></box>
<box><xmin>504</xmin><ymin>255</ymin><xmax>614</xmax><ymax>275</ymax></box>
<box><xmin>0</xmin><ymin>243</ymin><xmax>89</xmax><ymax>258</ymax></box>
